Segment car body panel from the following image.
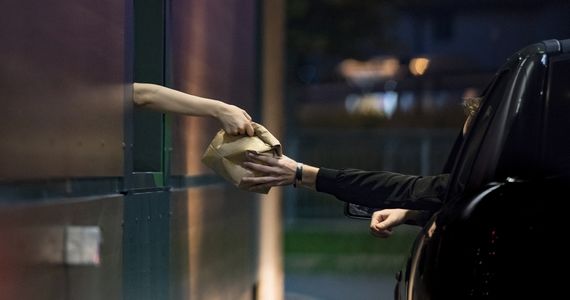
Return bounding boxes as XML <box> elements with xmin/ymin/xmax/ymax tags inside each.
<box><xmin>398</xmin><ymin>39</ymin><xmax>570</xmax><ymax>300</ymax></box>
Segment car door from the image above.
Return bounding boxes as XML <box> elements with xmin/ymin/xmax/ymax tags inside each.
<box><xmin>400</xmin><ymin>46</ymin><xmax>551</xmax><ymax>300</ymax></box>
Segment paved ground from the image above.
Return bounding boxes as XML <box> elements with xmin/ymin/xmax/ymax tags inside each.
<box><xmin>285</xmin><ymin>273</ymin><xmax>395</xmax><ymax>300</ymax></box>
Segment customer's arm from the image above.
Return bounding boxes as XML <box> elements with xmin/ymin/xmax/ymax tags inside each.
<box><xmin>242</xmin><ymin>152</ymin><xmax>447</xmax><ymax>210</ymax></box>
<box><xmin>241</xmin><ymin>152</ymin><xmax>319</xmax><ymax>190</ymax></box>
<box><xmin>316</xmin><ymin>168</ymin><xmax>448</xmax><ymax>210</ymax></box>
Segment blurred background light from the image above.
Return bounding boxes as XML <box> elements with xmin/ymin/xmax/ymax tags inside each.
<box><xmin>344</xmin><ymin>91</ymin><xmax>398</xmax><ymax>118</ymax></box>
<box><xmin>409</xmin><ymin>57</ymin><xmax>430</xmax><ymax>76</ymax></box>
<box><xmin>339</xmin><ymin>57</ymin><xmax>400</xmax><ymax>88</ymax></box>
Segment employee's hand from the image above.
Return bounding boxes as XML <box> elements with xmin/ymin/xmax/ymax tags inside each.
<box><xmin>215</xmin><ymin>103</ymin><xmax>254</xmax><ymax>136</ymax></box>
<box><xmin>133</xmin><ymin>82</ymin><xmax>255</xmax><ymax>136</ymax></box>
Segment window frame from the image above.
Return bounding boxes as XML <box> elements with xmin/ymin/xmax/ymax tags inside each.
<box><xmin>542</xmin><ymin>54</ymin><xmax>570</xmax><ymax>177</ymax></box>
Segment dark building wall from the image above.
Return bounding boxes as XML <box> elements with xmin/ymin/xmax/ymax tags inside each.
<box><xmin>168</xmin><ymin>1</ymin><xmax>260</xmax><ymax>298</ymax></box>
<box><xmin>0</xmin><ymin>0</ymin><xmax>127</xmax><ymax>299</ymax></box>
<box><xmin>0</xmin><ymin>0</ymin><xmax>262</xmax><ymax>299</ymax></box>
<box><xmin>0</xmin><ymin>0</ymin><xmax>126</xmax><ymax>180</ymax></box>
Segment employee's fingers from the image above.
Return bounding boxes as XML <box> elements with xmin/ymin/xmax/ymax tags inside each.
<box><xmin>245</xmin><ymin>123</ymin><xmax>254</xmax><ymax>137</ymax></box>
<box><xmin>243</xmin><ymin>110</ymin><xmax>252</xmax><ymax>121</ymax></box>
<box><xmin>227</xmin><ymin>127</ymin><xmax>239</xmax><ymax>135</ymax></box>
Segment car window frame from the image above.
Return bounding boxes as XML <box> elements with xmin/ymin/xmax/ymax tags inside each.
<box><xmin>446</xmin><ymin>53</ymin><xmax>550</xmax><ymax>204</ymax></box>
<box><xmin>542</xmin><ymin>53</ymin><xmax>570</xmax><ymax>178</ymax></box>
<box><xmin>471</xmin><ymin>55</ymin><xmax>547</xmax><ymax>186</ymax></box>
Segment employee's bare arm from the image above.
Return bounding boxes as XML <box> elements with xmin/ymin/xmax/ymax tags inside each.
<box><xmin>133</xmin><ymin>82</ymin><xmax>254</xmax><ymax>136</ymax></box>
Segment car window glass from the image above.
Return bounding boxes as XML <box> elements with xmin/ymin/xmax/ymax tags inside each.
<box><xmin>544</xmin><ymin>57</ymin><xmax>570</xmax><ymax>176</ymax></box>
<box><xmin>447</xmin><ymin>71</ymin><xmax>511</xmax><ymax>201</ymax></box>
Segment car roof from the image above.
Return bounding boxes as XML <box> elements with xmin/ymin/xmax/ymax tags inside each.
<box><xmin>541</xmin><ymin>38</ymin><xmax>570</xmax><ymax>54</ymax></box>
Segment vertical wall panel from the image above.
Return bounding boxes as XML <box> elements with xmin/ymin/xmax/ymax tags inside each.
<box><xmin>123</xmin><ymin>191</ymin><xmax>171</xmax><ymax>300</ymax></box>
<box><xmin>0</xmin><ymin>0</ymin><xmax>126</xmax><ymax>180</ymax></box>
<box><xmin>170</xmin><ymin>187</ymin><xmax>258</xmax><ymax>300</ymax></box>
<box><xmin>170</xmin><ymin>0</ymin><xmax>258</xmax><ymax>176</ymax></box>
<box><xmin>258</xmin><ymin>0</ymin><xmax>286</xmax><ymax>298</ymax></box>
<box><xmin>167</xmin><ymin>0</ymin><xmax>260</xmax><ymax>297</ymax></box>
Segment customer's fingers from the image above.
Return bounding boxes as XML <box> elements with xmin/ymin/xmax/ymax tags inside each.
<box><xmin>241</xmin><ymin>176</ymin><xmax>275</xmax><ymax>185</ymax></box>
<box><xmin>370</xmin><ymin>211</ymin><xmax>393</xmax><ymax>238</ymax></box>
<box><xmin>243</xmin><ymin>162</ymin><xmax>275</xmax><ymax>174</ymax></box>
<box><xmin>370</xmin><ymin>228</ymin><xmax>392</xmax><ymax>238</ymax></box>
<box><xmin>246</xmin><ymin>152</ymin><xmax>279</xmax><ymax>165</ymax></box>
<box><xmin>249</xmin><ymin>184</ymin><xmax>272</xmax><ymax>193</ymax></box>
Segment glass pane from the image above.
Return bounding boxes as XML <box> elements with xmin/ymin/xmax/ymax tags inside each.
<box><xmin>448</xmin><ymin>71</ymin><xmax>511</xmax><ymax>200</ymax></box>
<box><xmin>133</xmin><ymin>0</ymin><xmax>165</xmax><ymax>173</ymax></box>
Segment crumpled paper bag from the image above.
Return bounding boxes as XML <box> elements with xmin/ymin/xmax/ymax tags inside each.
<box><xmin>201</xmin><ymin>123</ymin><xmax>282</xmax><ymax>194</ymax></box>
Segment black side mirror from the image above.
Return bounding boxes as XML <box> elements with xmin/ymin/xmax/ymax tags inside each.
<box><xmin>344</xmin><ymin>203</ymin><xmax>376</xmax><ymax>219</ymax></box>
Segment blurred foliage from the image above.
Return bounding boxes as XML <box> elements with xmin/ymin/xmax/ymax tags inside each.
<box><xmin>285</xmin><ymin>228</ymin><xmax>417</xmax><ymax>255</ymax></box>
<box><xmin>284</xmin><ymin>225</ymin><xmax>419</xmax><ymax>274</ymax></box>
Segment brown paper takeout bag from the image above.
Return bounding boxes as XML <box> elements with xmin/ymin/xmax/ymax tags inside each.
<box><xmin>201</xmin><ymin>123</ymin><xmax>282</xmax><ymax>194</ymax></box>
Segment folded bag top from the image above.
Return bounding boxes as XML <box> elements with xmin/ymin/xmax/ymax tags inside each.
<box><xmin>201</xmin><ymin>122</ymin><xmax>282</xmax><ymax>194</ymax></box>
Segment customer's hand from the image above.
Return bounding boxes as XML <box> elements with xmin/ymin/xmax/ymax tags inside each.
<box><xmin>370</xmin><ymin>209</ymin><xmax>412</xmax><ymax>238</ymax></box>
<box><xmin>241</xmin><ymin>153</ymin><xmax>297</xmax><ymax>192</ymax></box>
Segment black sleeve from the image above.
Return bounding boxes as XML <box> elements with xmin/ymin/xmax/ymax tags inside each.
<box><xmin>316</xmin><ymin>168</ymin><xmax>448</xmax><ymax>211</ymax></box>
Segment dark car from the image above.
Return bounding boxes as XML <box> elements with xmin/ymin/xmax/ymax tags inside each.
<box><xmin>347</xmin><ymin>38</ymin><xmax>570</xmax><ymax>299</ymax></box>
